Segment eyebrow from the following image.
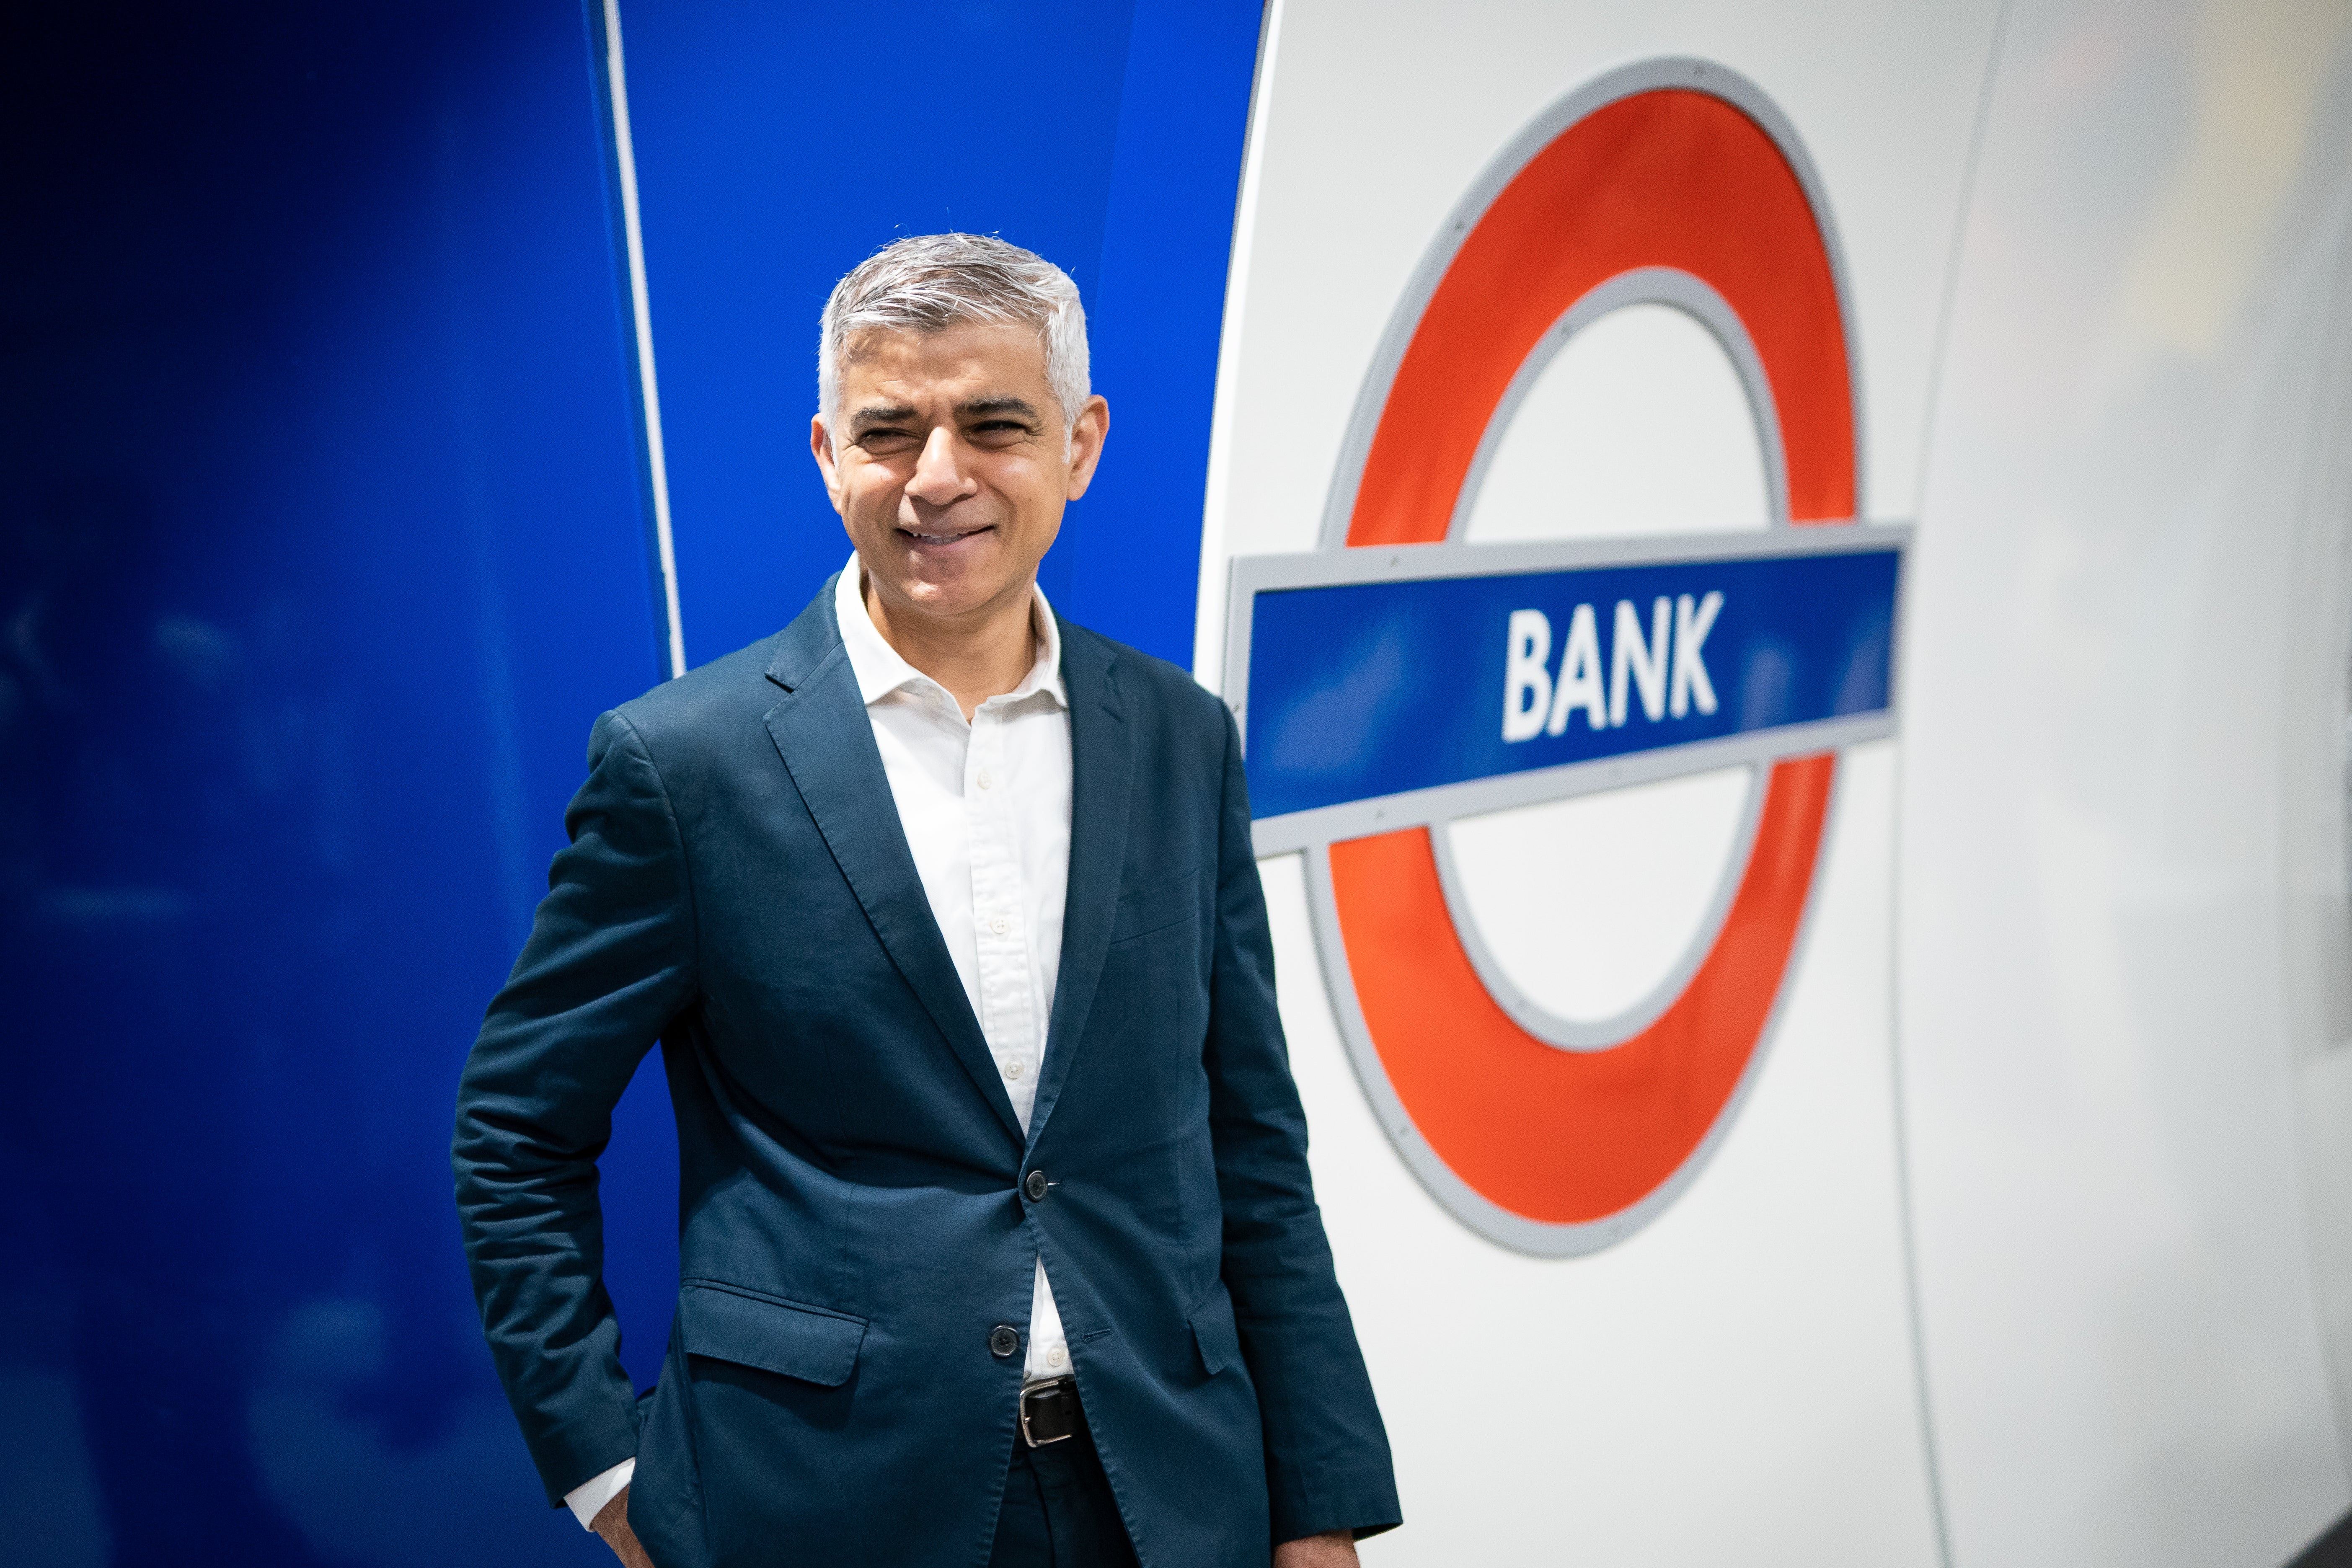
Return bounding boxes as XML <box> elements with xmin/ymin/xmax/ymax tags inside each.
<box><xmin>845</xmin><ymin>395</ymin><xmax>1044</xmax><ymax>433</ymax></box>
<box><xmin>958</xmin><ymin>397</ymin><xmax>1042</xmax><ymax>422</ymax></box>
<box><xmin>848</xmin><ymin>403</ymin><xmax>917</xmax><ymax>431</ymax></box>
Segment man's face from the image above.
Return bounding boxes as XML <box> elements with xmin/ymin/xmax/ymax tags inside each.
<box><xmin>812</xmin><ymin>322</ymin><xmax>1108</xmax><ymax>632</ymax></box>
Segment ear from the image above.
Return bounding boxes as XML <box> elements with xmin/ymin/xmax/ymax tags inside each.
<box><xmin>1063</xmin><ymin>395</ymin><xmax>1110</xmax><ymax>501</ymax></box>
<box><xmin>810</xmin><ymin>413</ymin><xmax>848</xmax><ymax>515</ymax></box>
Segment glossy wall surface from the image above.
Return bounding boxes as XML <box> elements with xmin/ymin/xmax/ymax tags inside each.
<box><xmin>0</xmin><ymin>3</ymin><xmax>1267</xmax><ymax>1563</ymax></box>
<box><xmin>1201</xmin><ymin>2</ymin><xmax>2352</xmax><ymax>1565</ymax></box>
<box><xmin>0</xmin><ymin>5</ymin><xmax>674</xmax><ymax>1562</ymax></box>
<box><xmin>1897</xmin><ymin>2</ymin><xmax>2352</xmax><ymax>1562</ymax></box>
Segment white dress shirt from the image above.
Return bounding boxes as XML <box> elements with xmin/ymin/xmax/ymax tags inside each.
<box><xmin>568</xmin><ymin>555</ymin><xmax>1075</xmax><ymax>1528</ymax></box>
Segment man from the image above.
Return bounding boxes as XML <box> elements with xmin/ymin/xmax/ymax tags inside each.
<box><xmin>452</xmin><ymin>233</ymin><xmax>1400</xmax><ymax>1567</ymax></box>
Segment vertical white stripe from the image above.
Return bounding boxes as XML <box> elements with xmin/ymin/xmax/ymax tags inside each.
<box><xmin>601</xmin><ymin>0</ymin><xmax>687</xmax><ymax>679</ymax></box>
<box><xmin>1190</xmin><ymin>0</ymin><xmax>1283</xmax><ymax>694</ymax></box>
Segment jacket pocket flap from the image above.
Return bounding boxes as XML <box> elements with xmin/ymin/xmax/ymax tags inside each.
<box><xmin>679</xmin><ymin>1284</ymin><xmax>866</xmax><ymax>1387</ymax></box>
<box><xmin>1188</xmin><ymin>1286</ymin><xmax>1241</xmax><ymax>1377</ymax></box>
<box><xmin>1109</xmin><ymin>867</ymin><xmax>1200</xmax><ymax>945</ymax></box>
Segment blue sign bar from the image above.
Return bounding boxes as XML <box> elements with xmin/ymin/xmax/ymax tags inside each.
<box><xmin>1240</xmin><ymin>544</ymin><xmax>1902</xmax><ymax>820</ymax></box>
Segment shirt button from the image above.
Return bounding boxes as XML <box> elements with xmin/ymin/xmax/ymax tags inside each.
<box><xmin>1025</xmin><ymin>1170</ymin><xmax>1050</xmax><ymax>1202</ymax></box>
<box><xmin>1003</xmin><ymin>1059</ymin><xmax>1026</xmax><ymax>1081</ymax></box>
<box><xmin>989</xmin><ymin>915</ymin><xmax>1010</xmax><ymax>936</ymax></box>
<box><xmin>1047</xmin><ymin>1346</ymin><xmax>1067</xmax><ymax>1370</ymax></box>
<box><xmin>989</xmin><ymin>1324</ymin><xmax>1021</xmax><ymax>1359</ymax></box>
<box><xmin>977</xmin><ymin>770</ymin><xmax>993</xmax><ymax>790</ymax></box>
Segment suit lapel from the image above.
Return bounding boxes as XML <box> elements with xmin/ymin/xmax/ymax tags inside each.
<box><xmin>761</xmin><ymin>581</ymin><xmax>1024</xmax><ymax>1146</ymax></box>
<box><xmin>1027</xmin><ymin>622</ymin><xmax>1132</xmax><ymax>1144</ymax></box>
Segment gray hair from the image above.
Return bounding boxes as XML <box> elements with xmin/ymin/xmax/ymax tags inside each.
<box><xmin>817</xmin><ymin>233</ymin><xmax>1091</xmax><ymax>432</ymax></box>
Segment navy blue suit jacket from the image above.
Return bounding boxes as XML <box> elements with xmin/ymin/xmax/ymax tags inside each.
<box><xmin>452</xmin><ymin>580</ymin><xmax>1398</xmax><ymax>1566</ymax></box>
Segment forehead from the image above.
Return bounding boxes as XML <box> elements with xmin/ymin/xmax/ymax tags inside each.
<box><xmin>837</xmin><ymin>322</ymin><xmax>1049</xmax><ymax>398</ymax></box>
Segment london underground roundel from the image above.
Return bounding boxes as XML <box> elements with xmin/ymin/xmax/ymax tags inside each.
<box><xmin>1221</xmin><ymin>60</ymin><xmax>1911</xmax><ymax>1255</ymax></box>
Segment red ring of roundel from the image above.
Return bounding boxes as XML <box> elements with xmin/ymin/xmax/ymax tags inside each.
<box><xmin>1327</xmin><ymin>85</ymin><xmax>1854</xmax><ymax>1226</ymax></box>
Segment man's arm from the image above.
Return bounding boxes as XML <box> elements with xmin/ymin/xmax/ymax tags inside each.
<box><xmin>452</xmin><ymin>709</ymin><xmax>697</xmax><ymax>1510</ymax></box>
<box><xmin>591</xmin><ymin>1486</ymin><xmax>658</xmax><ymax>1568</ymax></box>
<box><xmin>1200</xmin><ymin>703</ymin><xmax>1402</xmax><ymax>1547</ymax></box>
<box><xmin>1275</xmin><ymin>1530</ymin><xmax>1361</xmax><ymax>1565</ymax></box>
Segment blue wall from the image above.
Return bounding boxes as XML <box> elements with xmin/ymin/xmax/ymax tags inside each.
<box><xmin>0</xmin><ymin>4</ymin><xmax>668</xmax><ymax>1562</ymax></box>
<box><xmin>0</xmin><ymin>2</ymin><xmax>1258</xmax><ymax>1562</ymax></box>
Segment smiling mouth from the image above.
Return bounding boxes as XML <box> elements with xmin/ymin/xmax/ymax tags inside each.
<box><xmin>899</xmin><ymin>524</ymin><xmax>993</xmax><ymax>545</ymax></box>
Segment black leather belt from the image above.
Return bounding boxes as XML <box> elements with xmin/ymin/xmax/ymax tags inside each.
<box><xmin>1019</xmin><ymin>1375</ymin><xmax>1079</xmax><ymax>1448</ymax></box>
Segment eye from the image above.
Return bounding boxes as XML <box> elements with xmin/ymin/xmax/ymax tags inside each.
<box><xmin>854</xmin><ymin>427</ymin><xmax>919</xmax><ymax>455</ymax></box>
<box><xmin>967</xmin><ymin>420</ymin><xmax>1034</xmax><ymax>447</ymax></box>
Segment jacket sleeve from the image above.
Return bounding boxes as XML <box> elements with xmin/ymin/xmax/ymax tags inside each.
<box><xmin>452</xmin><ymin>709</ymin><xmax>697</xmax><ymax>1506</ymax></box>
<box><xmin>1201</xmin><ymin>703</ymin><xmax>1402</xmax><ymax>1544</ymax></box>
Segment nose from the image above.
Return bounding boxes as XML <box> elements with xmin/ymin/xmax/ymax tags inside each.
<box><xmin>905</xmin><ymin>424</ymin><xmax>975</xmax><ymax>508</ymax></box>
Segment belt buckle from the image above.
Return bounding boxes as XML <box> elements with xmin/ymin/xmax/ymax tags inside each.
<box><xmin>1018</xmin><ymin>1374</ymin><xmax>1078</xmax><ymax>1448</ymax></box>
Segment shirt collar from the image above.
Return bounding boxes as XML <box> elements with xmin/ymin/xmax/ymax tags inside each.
<box><xmin>835</xmin><ymin>552</ymin><xmax>1067</xmax><ymax>712</ymax></box>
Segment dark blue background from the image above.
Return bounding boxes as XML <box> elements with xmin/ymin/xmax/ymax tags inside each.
<box><xmin>1242</xmin><ymin>549</ymin><xmax>1901</xmax><ymax>819</ymax></box>
<box><xmin>0</xmin><ymin>2</ymin><xmax>1256</xmax><ymax>1562</ymax></box>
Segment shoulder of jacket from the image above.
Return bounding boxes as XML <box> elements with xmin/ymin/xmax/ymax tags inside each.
<box><xmin>605</xmin><ymin>630</ymin><xmax>792</xmax><ymax>753</ymax></box>
<box><xmin>1062</xmin><ymin>620</ymin><xmax>1225</xmax><ymax>726</ymax></box>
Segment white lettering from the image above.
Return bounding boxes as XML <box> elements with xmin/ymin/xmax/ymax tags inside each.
<box><xmin>1501</xmin><ymin>609</ymin><xmax>1552</xmax><ymax>741</ymax></box>
<box><xmin>1670</xmin><ymin>591</ymin><xmax>1723</xmax><ymax>717</ymax></box>
<box><xmin>1546</xmin><ymin>603</ymin><xmax>1609</xmax><ymax>734</ymax></box>
<box><xmin>1609</xmin><ymin>597</ymin><xmax>1671</xmax><ymax>726</ymax></box>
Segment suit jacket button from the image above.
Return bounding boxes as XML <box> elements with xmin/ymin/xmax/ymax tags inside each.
<box><xmin>1024</xmin><ymin>1170</ymin><xmax>1049</xmax><ymax>1202</ymax></box>
<box><xmin>989</xmin><ymin>1324</ymin><xmax>1021</xmax><ymax>1359</ymax></box>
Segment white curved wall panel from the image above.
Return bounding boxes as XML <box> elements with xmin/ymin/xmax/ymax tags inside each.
<box><xmin>1204</xmin><ymin>0</ymin><xmax>2352</xmax><ymax>1561</ymax></box>
<box><xmin>1897</xmin><ymin>0</ymin><xmax>2352</xmax><ymax>1563</ymax></box>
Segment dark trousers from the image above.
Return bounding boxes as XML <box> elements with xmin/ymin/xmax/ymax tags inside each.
<box><xmin>985</xmin><ymin>1406</ymin><xmax>1140</xmax><ymax>1568</ymax></box>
